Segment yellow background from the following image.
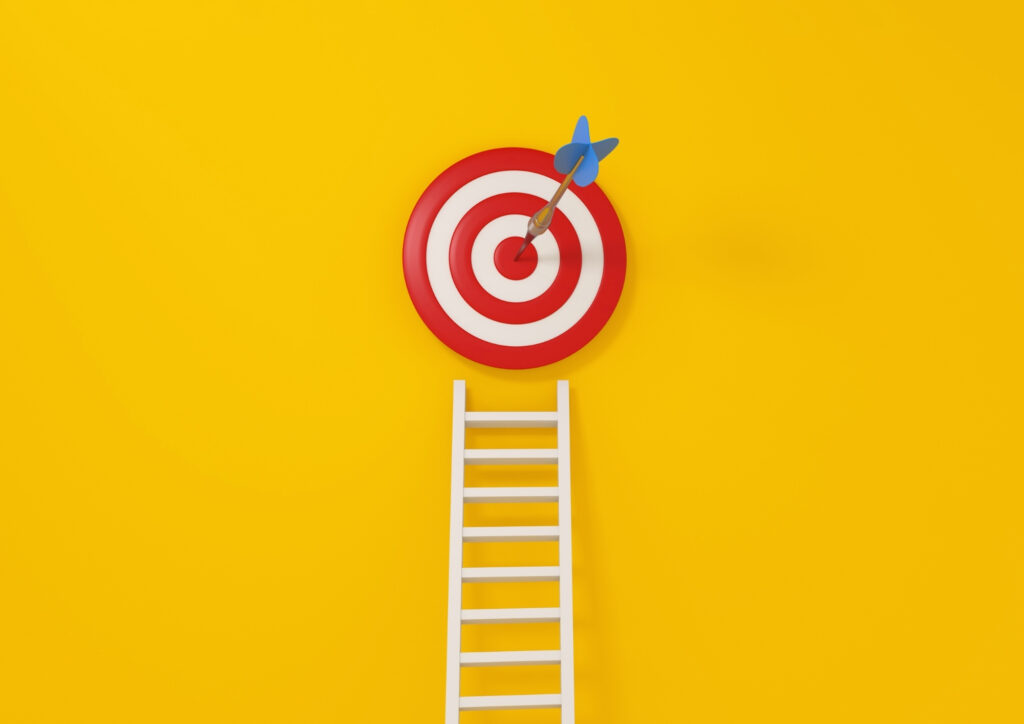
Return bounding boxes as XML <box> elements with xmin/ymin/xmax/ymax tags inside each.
<box><xmin>2</xmin><ymin>2</ymin><xmax>1022</xmax><ymax>722</ymax></box>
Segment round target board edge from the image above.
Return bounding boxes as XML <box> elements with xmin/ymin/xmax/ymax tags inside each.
<box><xmin>403</xmin><ymin>147</ymin><xmax>626</xmax><ymax>369</ymax></box>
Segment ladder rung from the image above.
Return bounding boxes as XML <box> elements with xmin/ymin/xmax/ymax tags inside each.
<box><xmin>460</xmin><ymin>694</ymin><xmax>561</xmax><ymax>711</ymax></box>
<box><xmin>463</xmin><ymin>487</ymin><xmax>558</xmax><ymax>503</ymax></box>
<box><xmin>465</xmin><ymin>449</ymin><xmax>558</xmax><ymax>465</ymax></box>
<box><xmin>465</xmin><ymin>411</ymin><xmax>558</xmax><ymax>428</ymax></box>
<box><xmin>460</xmin><ymin>650</ymin><xmax>561</xmax><ymax>666</ymax></box>
<box><xmin>461</xmin><ymin>607</ymin><xmax>561</xmax><ymax>624</ymax></box>
<box><xmin>463</xmin><ymin>526</ymin><xmax>559</xmax><ymax>542</ymax></box>
<box><xmin>462</xmin><ymin>566</ymin><xmax>559</xmax><ymax>582</ymax></box>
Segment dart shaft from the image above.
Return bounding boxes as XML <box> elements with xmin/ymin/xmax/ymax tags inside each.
<box><xmin>536</xmin><ymin>154</ymin><xmax>584</xmax><ymax>227</ymax></box>
<box><xmin>545</xmin><ymin>157</ymin><xmax>583</xmax><ymax>213</ymax></box>
<box><xmin>515</xmin><ymin>155</ymin><xmax>585</xmax><ymax>260</ymax></box>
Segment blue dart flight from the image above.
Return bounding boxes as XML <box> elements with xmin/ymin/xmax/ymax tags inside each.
<box><xmin>515</xmin><ymin>116</ymin><xmax>619</xmax><ymax>260</ymax></box>
<box><xmin>554</xmin><ymin>115</ymin><xmax>619</xmax><ymax>187</ymax></box>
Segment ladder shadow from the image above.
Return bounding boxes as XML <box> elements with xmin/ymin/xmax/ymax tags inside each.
<box><xmin>568</xmin><ymin>393</ymin><xmax>625</xmax><ymax>724</ymax></box>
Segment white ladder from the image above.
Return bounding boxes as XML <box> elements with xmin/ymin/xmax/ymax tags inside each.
<box><xmin>445</xmin><ymin>380</ymin><xmax>575</xmax><ymax>723</ymax></box>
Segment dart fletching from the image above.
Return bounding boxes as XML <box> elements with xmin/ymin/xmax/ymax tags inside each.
<box><xmin>553</xmin><ymin>115</ymin><xmax>618</xmax><ymax>187</ymax></box>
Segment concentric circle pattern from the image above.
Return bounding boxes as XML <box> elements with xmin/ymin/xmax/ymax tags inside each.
<box><xmin>403</xmin><ymin>148</ymin><xmax>625</xmax><ymax>369</ymax></box>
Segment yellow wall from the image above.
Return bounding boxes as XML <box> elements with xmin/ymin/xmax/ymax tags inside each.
<box><xmin>2</xmin><ymin>2</ymin><xmax>1021</xmax><ymax>722</ymax></box>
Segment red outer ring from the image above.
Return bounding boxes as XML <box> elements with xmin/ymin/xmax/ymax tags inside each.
<box><xmin>403</xmin><ymin>147</ymin><xmax>626</xmax><ymax>369</ymax></box>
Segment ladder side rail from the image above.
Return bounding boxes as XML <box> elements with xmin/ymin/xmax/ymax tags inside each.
<box><xmin>444</xmin><ymin>380</ymin><xmax>467</xmax><ymax>724</ymax></box>
<box><xmin>556</xmin><ymin>380</ymin><xmax>575</xmax><ymax>724</ymax></box>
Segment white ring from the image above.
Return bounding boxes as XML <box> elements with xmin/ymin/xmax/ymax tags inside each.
<box><xmin>426</xmin><ymin>170</ymin><xmax>603</xmax><ymax>346</ymax></box>
<box><xmin>470</xmin><ymin>215</ymin><xmax>559</xmax><ymax>303</ymax></box>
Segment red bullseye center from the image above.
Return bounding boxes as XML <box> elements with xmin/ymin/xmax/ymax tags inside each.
<box><xmin>493</xmin><ymin>237</ymin><xmax>537</xmax><ymax>280</ymax></box>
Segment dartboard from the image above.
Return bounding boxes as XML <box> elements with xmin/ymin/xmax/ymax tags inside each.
<box><xmin>403</xmin><ymin>147</ymin><xmax>625</xmax><ymax>369</ymax></box>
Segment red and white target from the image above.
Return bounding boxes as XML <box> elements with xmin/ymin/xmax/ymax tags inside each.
<box><xmin>403</xmin><ymin>147</ymin><xmax>625</xmax><ymax>369</ymax></box>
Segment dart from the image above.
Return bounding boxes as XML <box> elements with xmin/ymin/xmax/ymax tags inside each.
<box><xmin>515</xmin><ymin>116</ymin><xmax>619</xmax><ymax>260</ymax></box>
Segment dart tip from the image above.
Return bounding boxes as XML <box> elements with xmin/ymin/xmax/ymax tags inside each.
<box><xmin>513</xmin><ymin>234</ymin><xmax>534</xmax><ymax>262</ymax></box>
